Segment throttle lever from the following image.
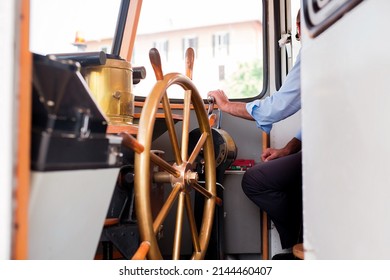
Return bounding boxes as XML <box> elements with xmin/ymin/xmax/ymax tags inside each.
<box><xmin>207</xmin><ymin>96</ymin><xmax>215</xmax><ymax>116</ymax></box>
<box><xmin>207</xmin><ymin>96</ymin><xmax>217</xmax><ymax>127</ymax></box>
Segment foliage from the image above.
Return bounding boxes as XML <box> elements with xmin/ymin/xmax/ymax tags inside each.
<box><xmin>225</xmin><ymin>60</ymin><xmax>263</xmax><ymax>99</ymax></box>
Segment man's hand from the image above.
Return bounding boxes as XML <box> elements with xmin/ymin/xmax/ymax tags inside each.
<box><xmin>207</xmin><ymin>89</ymin><xmax>254</xmax><ymax>120</ymax></box>
<box><xmin>261</xmin><ymin>137</ymin><xmax>302</xmax><ymax>162</ymax></box>
<box><xmin>261</xmin><ymin>147</ymin><xmax>289</xmax><ymax>162</ymax></box>
<box><xmin>207</xmin><ymin>89</ymin><xmax>229</xmax><ymax>110</ymax></box>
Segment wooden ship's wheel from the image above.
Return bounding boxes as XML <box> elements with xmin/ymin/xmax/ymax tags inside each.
<box><xmin>124</xmin><ymin>48</ymin><xmax>218</xmax><ymax>259</ymax></box>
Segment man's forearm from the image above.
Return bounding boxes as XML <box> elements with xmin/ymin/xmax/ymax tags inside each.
<box><xmin>282</xmin><ymin>137</ymin><xmax>302</xmax><ymax>155</ymax></box>
<box><xmin>220</xmin><ymin>101</ymin><xmax>254</xmax><ymax>120</ymax></box>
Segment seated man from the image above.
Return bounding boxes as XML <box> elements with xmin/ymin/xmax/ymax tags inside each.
<box><xmin>208</xmin><ymin>9</ymin><xmax>303</xmax><ymax>260</ymax></box>
<box><xmin>242</xmin><ymin>136</ymin><xmax>302</xmax><ymax>259</ymax></box>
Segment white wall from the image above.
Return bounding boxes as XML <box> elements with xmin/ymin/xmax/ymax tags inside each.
<box><xmin>302</xmin><ymin>0</ymin><xmax>390</xmax><ymax>259</ymax></box>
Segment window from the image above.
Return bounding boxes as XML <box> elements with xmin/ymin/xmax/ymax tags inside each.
<box><xmin>182</xmin><ymin>36</ymin><xmax>198</xmax><ymax>58</ymax></box>
<box><xmin>30</xmin><ymin>0</ymin><xmax>264</xmax><ymax>100</ymax></box>
<box><xmin>153</xmin><ymin>40</ymin><xmax>169</xmax><ymax>61</ymax></box>
<box><xmin>101</xmin><ymin>46</ymin><xmax>110</xmax><ymax>53</ymax></box>
<box><xmin>213</xmin><ymin>33</ymin><xmax>229</xmax><ymax>58</ymax></box>
<box><xmin>30</xmin><ymin>0</ymin><xmax>121</xmax><ymax>55</ymax></box>
<box><xmin>291</xmin><ymin>0</ymin><xmax>301</xmax><ymax>65</ymax></box>
<box><xmin>219</xmin><ymin>65</ymin><xmax>225</xmax><ymax>81</ymax></box>
<box><xmin>134</xmin><ymin>0</ymin><xmax>264</xmax><ymax>100</ymax></box>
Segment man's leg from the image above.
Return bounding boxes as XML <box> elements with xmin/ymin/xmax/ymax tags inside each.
<box><xmin>241</xmin><ymin>152</ymin><xmax>302</xmax><ymax>249</ymax></box>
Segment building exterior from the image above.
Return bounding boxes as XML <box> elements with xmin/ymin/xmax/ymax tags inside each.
<box><xmin>85</xmin><ymin>20</ymin><xmax>263</xmax><ymax>99</ymax></box>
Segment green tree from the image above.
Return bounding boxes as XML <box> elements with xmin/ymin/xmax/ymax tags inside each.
<box><xmin>225</xmin><ymin>60</ymin><xmax>263</xmax><ymax>99</ymax></box>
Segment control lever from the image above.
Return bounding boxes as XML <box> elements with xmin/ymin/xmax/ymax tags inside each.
<box><xmin>149</xmin><ymin>48</ymin><xmax>163</xmax><ymax>81</ymax></box>
<box><xmin>207</xmin><ymin>96</ymin><xmax>217</xmax><ymax>127</ymax></box>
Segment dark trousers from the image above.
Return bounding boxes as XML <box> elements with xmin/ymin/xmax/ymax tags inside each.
<box><xmin>241</xmin><ymin>151</ymin><xmax>302</xmax><ymax>249</ymax></box>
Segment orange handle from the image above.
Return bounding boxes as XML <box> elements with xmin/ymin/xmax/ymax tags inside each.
<box><xmin>120</xmin><ymin>132</ymin><xmax>144</xmax><ymax>154</ymax></box>
<box><xmin>149</xmin><ymin>48</ymin><xmax>163</xmax><ymax>81</ymax></box>
<box><xmin>185</xmin><ymin>47</ymin><xmax>195</xmax><ymax>79</ymax></box>
<box><xmin>131</xmin><ymin>241</ymin><xmax>151</xmax><ymax>260</ymax></box>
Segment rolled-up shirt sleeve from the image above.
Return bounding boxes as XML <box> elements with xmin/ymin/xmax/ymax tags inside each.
<box><xmin>246</xmin><ymin>51</ymin><xmax>302</xmax><ymax>134</ymax></box>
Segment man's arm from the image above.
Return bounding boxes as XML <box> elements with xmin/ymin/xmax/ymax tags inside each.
<box><xmin>207</xmin><ymin>89</ymin><xmax>254</xmax><ymax>120</ymax></box>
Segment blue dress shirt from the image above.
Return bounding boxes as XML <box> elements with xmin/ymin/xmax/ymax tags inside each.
<box><xmin>246</xmin><ymin>51</ymin><xmax>302</xmax><ymax>140</ymax></box>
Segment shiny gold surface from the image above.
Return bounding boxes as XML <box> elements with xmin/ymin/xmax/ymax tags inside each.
<box><xmin>84</xmin><ymin>58</ymin><xmax>134</xmax><ymax>125</ymax></box>
<box><xmin>162</xmin><ymin>93</ymin><xmax>182</xmax><ymax>165</ymax></box>
<box><xmin>152</xmin><ymin>183</ymin><xmax>182</xmax><ymax>234</ymax></box>
<box><xmin>185</xmin><ymin>192</ymin><xmax>201</xmax><ymax>253</ymax></box>
<box><xmin>134</xmin><ymin>72</ymin><xmax>216</xmax><ymax>260</ymax></box>
<box><xmin>172</xmin><ymin>192</ymin><xmax>186</xmax><ymax>260</ymax></box>
<box><xmin>214</xmin><ymin>128</ymin><xmax>237</xmax><ymax>168</ymax></box>
<box><xmin>181</xmin><ymin>90</ymin><xmax>191</xmax><ymax>161</ymax></box>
